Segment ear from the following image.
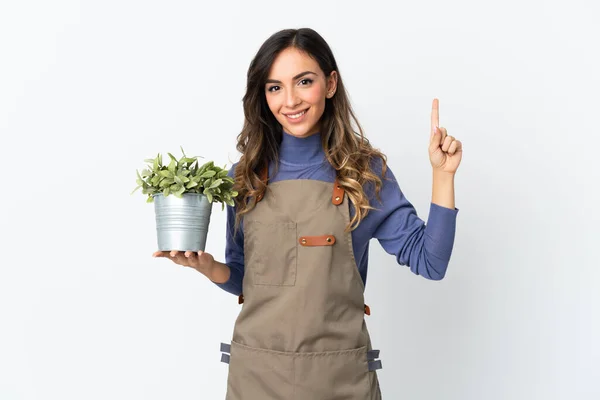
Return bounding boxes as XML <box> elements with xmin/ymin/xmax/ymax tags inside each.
<box><xmin>326</xmin><ymin>71</ymin><xmax>338</xmax><ymax>96</ymax></box>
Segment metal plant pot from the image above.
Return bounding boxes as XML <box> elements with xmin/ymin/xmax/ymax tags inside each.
<box><xmin>153</xmin><ymin>192</ymin><xmax>213</xmax><ymax>252</ymax></box>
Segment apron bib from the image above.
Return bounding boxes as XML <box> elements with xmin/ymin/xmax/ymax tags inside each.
<box><xmin>220</xmin><ymin>166</ymin><xmax>383</xmax><ymax>399</ymax></box>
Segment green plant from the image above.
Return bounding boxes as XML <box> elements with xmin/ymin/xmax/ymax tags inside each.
<box><xmin>131</xmin><ymin>146</ymin><xmax>238</xmax><ymax>210</ymax></box>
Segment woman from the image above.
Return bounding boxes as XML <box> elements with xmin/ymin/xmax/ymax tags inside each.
<box><xmin>154</xmin><ymin>27</ymin><xmax>461</xmax><ymax>399</ymax></box>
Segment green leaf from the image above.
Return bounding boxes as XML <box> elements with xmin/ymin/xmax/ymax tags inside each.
<box><xmin>199</xmin><ymin>170</ymin><xmax>216</xmax><ymax>179</ymax></box>
<box><xmin>159</xmin><ymin>170</ymin><xmax>174</xmax><ymax>178</ymax></box>
<box><xmin>160</xmin><ymin>178</ymin><xmax>174</xmax><ymax>187</ymax></box>
<box><xmin>167</xmin><ymin>159</ymin><xmax>176</xmax><ymax>172</ymax></box>
<box><xmin>210</xmin><ymin>178</ymin><xmax>223</xmax><ymax>189</ymax></box>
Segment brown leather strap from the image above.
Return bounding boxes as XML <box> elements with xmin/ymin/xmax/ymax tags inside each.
<box><xmin>299</xmin><ymin>235</ymin><xmax>336</xmax><ymax>246</ymax></box>
<box><xmin>364</xmin><ymin>304</ymin><xmax>371</xmax><ymax>315</ymax></box>
<box><xmin>332</xmin><ymin>177</ymin><xmax>344</xmax><ymax>205</ymax></box>
<box><xmin>238</xmin><ymin>294</ymin><xmax>244</xmax><ymax>304</ymax></box>
<box><xmin>256</xmin><ymin>163</ymin><xmax>268</xmax><ymax>202</ymax></box>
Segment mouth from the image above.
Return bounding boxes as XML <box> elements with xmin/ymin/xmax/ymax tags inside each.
<box><xmin>282</xmin><ymin>107</ymin><xmax>309</xmax><ymax>123</ymax></box>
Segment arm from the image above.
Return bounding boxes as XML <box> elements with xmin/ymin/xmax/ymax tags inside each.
<box><xmin>432</xmin><ymin>170</ymin><xmax>455</xmax><ymax>210</ymax></box>
<box><xmin>371</xmin><ymin>164</ymin><xmax>458</xmax><ymax>280</ymax></box>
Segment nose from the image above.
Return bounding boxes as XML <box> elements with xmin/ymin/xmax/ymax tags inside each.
<box><xmin>285</xmin><ymin>87</ymin><xmax>301</xmax><ymax>109</ymax></box>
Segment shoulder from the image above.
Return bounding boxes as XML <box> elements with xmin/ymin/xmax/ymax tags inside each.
<box><xmin>364</xmin><ymin>155</ymin><xmax>399</xmax><ymax>197</ymax></box>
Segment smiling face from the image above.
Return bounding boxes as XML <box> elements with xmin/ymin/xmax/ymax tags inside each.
<box><xmin>265</xmin><ymin>47</ymin><xmax>337</xmax><ymax>138</ymax></box>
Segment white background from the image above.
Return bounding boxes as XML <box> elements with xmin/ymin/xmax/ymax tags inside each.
<box><xmin>1</xmin><ymin>0</ymin><xmax>598</xmax><ymax>399</ymax></box>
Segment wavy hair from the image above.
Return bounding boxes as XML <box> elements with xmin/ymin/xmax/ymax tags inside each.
<box><xmin>233</xmin><ymin>28</ymin><xmax>388</xmax><ymax>233</ymax></box>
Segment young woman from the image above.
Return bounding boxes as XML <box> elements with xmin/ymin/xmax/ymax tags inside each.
<box><xmin>154</xmin><ymin>27</ymin><xmax>461</xmax><ymax>399</ymax></box>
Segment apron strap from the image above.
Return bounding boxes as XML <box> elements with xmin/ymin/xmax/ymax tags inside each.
<box><xmin>332</xmin><ymin>177</ymin><xmax>345</xmax><ymax>205</ymax></box>
<box><xmin>257</xmin><ymin>164</ymin><xmax>346</xmax><ymax>206</ymax></box>
<box><xmin>220</xmin><ymin>342</ymin><xmax>231</xmax><ymax>364</ymax></box>
<box><xmin>368</xmin><ymin>359</ymin><xmax>382</xmax><ymax>371</ymax></box>
<box><xmin>367</xmin><ymin>349</ymin><xmax>380</xmax><ymax>360</ymax></box>
<box><xmin>367</xmin><ymin>348</ymin><xmax>382</xmax><ymax>371</ymax></box>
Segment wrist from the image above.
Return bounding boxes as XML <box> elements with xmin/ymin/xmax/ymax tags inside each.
<box><xmin>208</xmin><ymin>260</ymin><xmax>231</xmax><ymax>284</ymax></box>
<box><xmin>433</xmin><ymin>169</ymin><xmax>455</xmax><ymax>180</ymax></box>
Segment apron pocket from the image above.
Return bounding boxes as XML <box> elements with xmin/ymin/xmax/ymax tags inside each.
<box><xmin>226</xmin><ymin>341</ymin><xmax>379</xmax><ymax>400</ymax></box>
<box><xmin>244</xmin><ymin>220</ymin><xmax>297</xmax><ymax>286</ymax></box>
<box><xmin>226</xmin><ymin>340</ymin><xmax>294</xmax><ymax>400</ymax></box>
<box><xmin>293</xmin><ymin>345</ymin><xmax>376</xmax><ymax>400</ymax></box>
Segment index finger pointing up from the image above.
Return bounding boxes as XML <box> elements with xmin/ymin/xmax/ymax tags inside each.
<box><xmin>431</xmin><ymin>98</ymin><xmax>439</xmax><ymax>136</ymax></box>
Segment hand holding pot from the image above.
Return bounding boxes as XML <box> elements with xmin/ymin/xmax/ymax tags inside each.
<box><xmin>153</xmin><ymin>250</ymin><xmax>216</xmax><ymax>279</ymax></box>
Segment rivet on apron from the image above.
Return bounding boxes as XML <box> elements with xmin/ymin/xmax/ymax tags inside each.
<box><xmin>331</xmin><ymin>178</ymin><xmax>345</xmax><ymax>205</ymax></box>
<box><xmin>301</xmin><ymin>238</ymin><xmax>307</xmax><ymax>244</ymax></box>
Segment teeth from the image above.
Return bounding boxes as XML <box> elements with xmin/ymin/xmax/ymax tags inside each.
<box><xmin>287</xmin><ymin>110</ymin><xmax>306</xmax><ymax>119</ymax></box>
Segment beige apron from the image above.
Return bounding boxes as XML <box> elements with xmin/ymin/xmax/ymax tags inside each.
<box><xmin>220</xmin><ymin>165</ymin><xmax>383</xmax><ymax>399</ymax></box>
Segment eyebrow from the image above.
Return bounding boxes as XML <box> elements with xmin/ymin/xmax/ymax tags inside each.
<box><xmin>265</xmin><ymin>71</ymin><xmax>317</xmax><ymax>85</ymax></box>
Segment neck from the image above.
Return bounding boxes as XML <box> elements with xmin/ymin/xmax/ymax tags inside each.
<box><xmin>279</xmin><ymin>129</ymin><xmax>325</xmax><ymax>165</ymax></box>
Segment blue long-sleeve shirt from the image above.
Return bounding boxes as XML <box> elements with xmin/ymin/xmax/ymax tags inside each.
<box><xmin>214</xmin><ymin>131</ymin><xmax>459</xmax><ymax>296</ymax></box>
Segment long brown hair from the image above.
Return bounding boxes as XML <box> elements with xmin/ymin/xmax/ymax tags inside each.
<box><xmin>233</xmin><ymin>28</ymin><xmax>388</xmax><ymax>233</ymax></box>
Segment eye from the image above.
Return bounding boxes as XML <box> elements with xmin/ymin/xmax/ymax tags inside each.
<box><xmin>299</xmin><ymin>78</ymin><xmax>313</xmax><ymax>85</ymax></box>
<box><xmin>267</xmin><ymin>85</ymin><xmax>280</xmax><ymax>93</ymax></box>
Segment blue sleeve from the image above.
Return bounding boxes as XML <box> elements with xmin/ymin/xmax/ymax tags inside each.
<box><xmin>212</xmin><ymin>165</ymin><xmax>245</xmax><ymax>295</ymax></box>
<box><xmin>370</xmin><ymin>163</ymin><xmax>459</xmax><ymax>280</ymax></box>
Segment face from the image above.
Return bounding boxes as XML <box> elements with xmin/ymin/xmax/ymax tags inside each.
<box><xmin>264</xmin><ymin>47</ymin><xmax>337</xmax><ymax>138</ymax></box>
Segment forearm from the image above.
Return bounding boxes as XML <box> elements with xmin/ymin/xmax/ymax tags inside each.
<box><xmin>432</xmin><ymin>170</ymin><xmax>455</xmax><ymax>210</ymax></box>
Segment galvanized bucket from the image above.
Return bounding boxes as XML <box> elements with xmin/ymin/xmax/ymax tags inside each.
<box><xmin>153</xmin><ymin>192</ymin><xmax>213</xmax><ymax>252</ymax></box>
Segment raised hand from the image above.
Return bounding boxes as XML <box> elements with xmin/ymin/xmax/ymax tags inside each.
<box><xmin>429</xmin><ymin>98</ymin><xmax>462</xmax><ymax>174</ymax></box>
